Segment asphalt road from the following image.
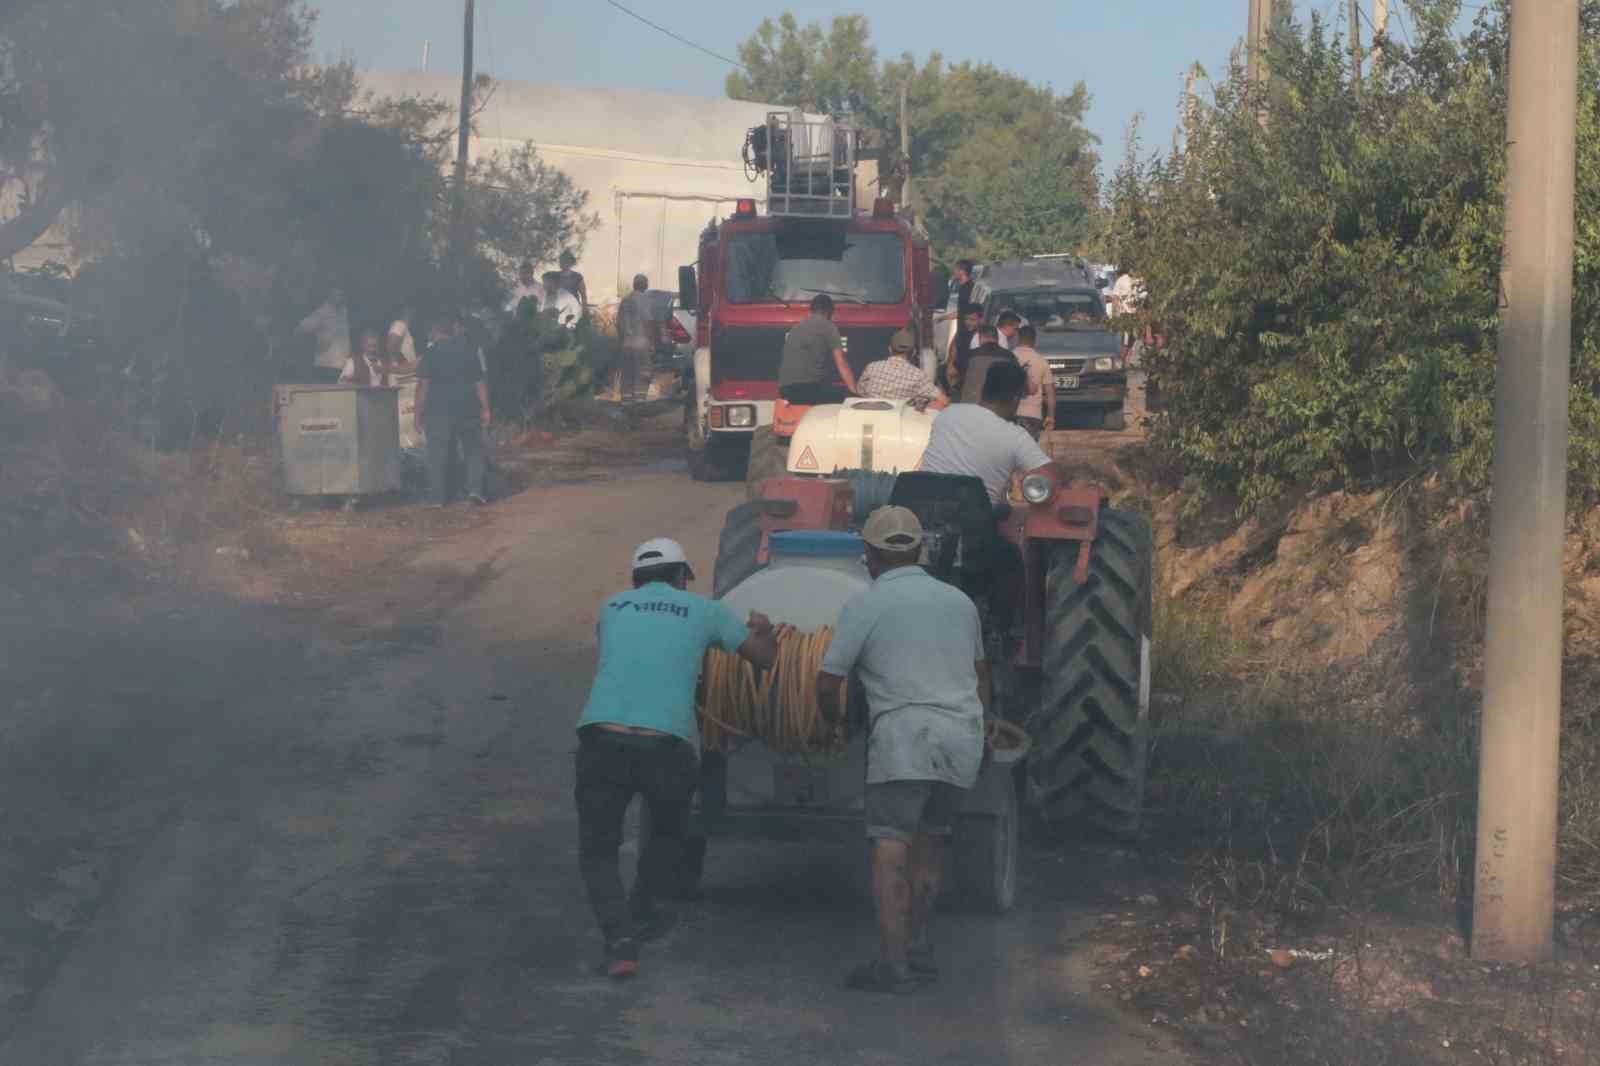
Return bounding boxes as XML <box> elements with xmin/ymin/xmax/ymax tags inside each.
<box><xmin>0</xmin><ymin>456</ymin><xmax>1184</xmax><ymax>1065</ymax></box>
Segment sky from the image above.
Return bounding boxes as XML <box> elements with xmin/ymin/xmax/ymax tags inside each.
<box><xmin>309</xmin><ymin>1</ymin><xmax>1464</xmax><ymax>181</ymax></box>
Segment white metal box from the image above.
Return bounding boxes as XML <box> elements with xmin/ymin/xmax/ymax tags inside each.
<box><xmin>273</xmin><ymin>385</ymin><xmax>401</xmax><ymax>496</ymax></box>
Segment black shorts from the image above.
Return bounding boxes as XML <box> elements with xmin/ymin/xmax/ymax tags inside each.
<box><xmin>1014</xmin><ymin>416</ymin><xmax>1044</xmax><ymax>441</ymax></box>
<box><xmin>864</xmin><ymin>780</ymin><xmax>967</xmax><ymax>843</ymax></box>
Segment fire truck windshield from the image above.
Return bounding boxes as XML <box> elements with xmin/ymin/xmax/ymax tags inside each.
<box><xmin>724</xmin><ymin>230</ymin><xmax>906</xmax><ymax>305</ymax></box>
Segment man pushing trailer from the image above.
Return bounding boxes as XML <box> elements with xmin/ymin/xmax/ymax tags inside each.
<box><xmin>817</xmin><ymin>507</ymin><xmax>990</xmax><ymax>994</ymax></box>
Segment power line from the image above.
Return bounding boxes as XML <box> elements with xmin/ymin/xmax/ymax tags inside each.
<box><xmin>602</xmin><ymin>0</ymin><xmax>745</xmax><ymax>70</ymax></box>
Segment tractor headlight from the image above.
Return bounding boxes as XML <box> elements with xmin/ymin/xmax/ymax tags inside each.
<box><xmin>1021</xmin><ymin>473</ymin><xmax>1055</xmax><ymax>504</ymax></box>
<box><xmin>727</xmin><ymin>405</ymin><xmax>755</xmax><ymax>428</ymax></box>
<box><xmin>1092</xmin><ymin>356</ymin><xmax>1118</xmax><ymax>372</ymax></box>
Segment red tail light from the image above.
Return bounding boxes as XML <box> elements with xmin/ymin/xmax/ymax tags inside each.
<box><xmin>666</xmin><ymin>317</ymin><xmax>692</xmax><ymax>344</ymax></box>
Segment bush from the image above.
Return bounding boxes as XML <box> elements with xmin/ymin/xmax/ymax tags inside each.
<box><xmin>1107</xmin><ymin>4</ymin><xmax>1600</xmax><ymax>512</ymax></box>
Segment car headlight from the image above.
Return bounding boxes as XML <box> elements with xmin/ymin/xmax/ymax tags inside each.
<box><xmin>728</xmin><ymin>405</ymin><xmax>755</xmax><ymax>428</ymax></box>
<box><xmin>1092</xmin><ymin>356</ymin><xmax>1118</xmax><ymax>372</ymax></box>
<box><xmin>1021</xmin><ymin>473</ymin><xmax>1055</xmax><ymax>504</ymax></box>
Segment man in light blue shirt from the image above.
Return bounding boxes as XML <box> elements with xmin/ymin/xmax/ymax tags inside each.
<box><xmin>817</xmin><ymin>507</ymin><xmax>990</xmax><ymax>993</ymax></box>
<box><xmin>575</xmin><ymin>537</ymin><xmax>778</xmax><ymax>979</ymax></box>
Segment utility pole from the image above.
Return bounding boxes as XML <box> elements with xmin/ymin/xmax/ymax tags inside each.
<box><xmin>899</xmin><ymin>84</ymin><xmax>911</xmax><ymax>209</ymax></box>
<box><xmin>1473</xmin><ymin>0</ymin><xmax>1579</xmax><ymax>965</ymax></box>
<box><xmin>449</xmin><ymin>0</ymin><xmax>476</xmax><ymax>287</ymax></box>
<box><xmin>1348</xmin><ymin>0</ymin><xmax>1362</xmax><ymax>98</ymax></box>
<box><xmin>1246</xmin><ymin>0</ymin><xmax>1274</xmax><ymax>86</ymax></box>
<box><xmin>1370</xmin><ymin>0</ymin><xmax>1388</xmax><ymax>80</ymax></box>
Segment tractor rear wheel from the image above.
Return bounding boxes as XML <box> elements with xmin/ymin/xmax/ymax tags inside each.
<box><xmin>1027</xmin><ymin>507</ymin><xmax>1153</xmax><ymax>837</ymax></box>
<box><xmin>712</xmin><ymin>499</ymin><xmax>768</xmax><ymax>600</ymax></box>
<box><xmin>744</xmin><ymin>425</ymin><xmax>788</xmax><ymax>498</ymax></box>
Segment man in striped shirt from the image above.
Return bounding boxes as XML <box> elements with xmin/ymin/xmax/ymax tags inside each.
<box><xmin>857</xmin><ymin>330</ymin><xmax>949</xmax><ymax>410</ymax></box>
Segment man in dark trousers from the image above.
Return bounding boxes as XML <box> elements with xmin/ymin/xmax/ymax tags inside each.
<box><xmin>778</xmin><ymin>293</ymin><xmax>856</xmax><ymax>405</ymax></box>
<box><xmin>415</xmin><ymin>311</ymin><xmax>490</xmax><ymax>507</ymax></box>
<box><xmin>575</xmin><ymin>538</ymin><xmax>780</xmax><ymax>979</ymax></box>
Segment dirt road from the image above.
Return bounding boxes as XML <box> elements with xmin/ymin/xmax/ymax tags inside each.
<box><xmin>1</xmin><ymin>445</ymin><xmax>1182</xmax><ymax>1065</ymax></box>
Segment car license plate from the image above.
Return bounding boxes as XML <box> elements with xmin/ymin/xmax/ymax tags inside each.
<box><xmin>1056</xmin><ymin>374</ymin><xmax>1080</xmax><ymax>391</ymax></box>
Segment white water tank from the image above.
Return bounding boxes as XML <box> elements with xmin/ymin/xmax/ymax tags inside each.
<box><xmin>719</xmin><ymin>531</ymin><xmax>869</xmax><ymax>630</ymax></box>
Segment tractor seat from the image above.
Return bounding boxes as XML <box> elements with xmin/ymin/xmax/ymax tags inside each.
<box><xmin>888</xmin><ymin>472</ymin><xmax>1004</xmax><ymax>592</ymax></box>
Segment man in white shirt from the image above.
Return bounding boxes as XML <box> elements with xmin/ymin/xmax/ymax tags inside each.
<box><xmin>968</xmin><ymin>310</ymin><xmax>1022</xmax><ymax>352</ymax></box>
<box><xmin>297</xmin><ymin>287</ymin><xmax>350</xmax><ymax>379</ymax></box>
<box><xmin>541</xmin><ymin>271</ymin><xmax>583</xmax><ymax>328</ymax></box>
<box><xmin>1110</xmin><ymin>272</ymin><xmax>1145</xmax><ymax>315</ymax></box>
<box><xmin>1010</xmin><ymin>325</ymin><xmax>1055</xmax><ymax>440</ymax></box>
<box><xmin>817</xmin><ymin>506</ymin><xmax>988</xmax><ymax>993</ymax></box>
<box><xmin>919</xmin><ymin>360</ymin><xmax>1052</xmax><ymax>506</ymax></box>
<box><xmin>505</xmin><ymin>261</ymin><xmax>542</xmax><ymax>315</ymax></box>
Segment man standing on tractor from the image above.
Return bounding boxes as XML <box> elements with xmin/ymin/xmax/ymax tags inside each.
<box><xmin>857</xmin><ymin>328</ymin><xmax>948</xmax><ymax>410</ymax></box>
<box><xmin>778</xmin><ymin>293</ymin><xmax>856</xmax><ymax>404</ymax></box>
<box><xmin>816</xmin><ymin>506</ymin><xmax>989</xmax><ymax>994</ymax></box>
<box><xmin>574</xmin><ymin>538</ymin><xmax>780</xmax><ymax>980</ymax></box>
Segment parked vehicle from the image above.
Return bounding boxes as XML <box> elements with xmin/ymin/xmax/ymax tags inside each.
<box><xmin>972</xmin><ymin>262</ymin><xmax>1128</xmax><ymax>431</ymax></box>
<box><xmin>679</xmin><ymin>111</ymin><xmax>941</xmax><ymax>483</ymax></box>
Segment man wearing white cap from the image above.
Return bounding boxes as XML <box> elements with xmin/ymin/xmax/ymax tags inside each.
<box><xmin>816</xmin><ymin>506</ymin><xmax>989</xmax><ymax>993</ymax></box>
<box><xmin>575</xmin><ymin>537</ymin><xmax>780</xmax><ymax>979</ymax></box>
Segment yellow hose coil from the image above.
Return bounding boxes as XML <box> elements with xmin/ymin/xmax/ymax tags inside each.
<box><xmin>699</xmin><ymin>626</ymin><xmax>850</xmax><ymax>754</ymax></box>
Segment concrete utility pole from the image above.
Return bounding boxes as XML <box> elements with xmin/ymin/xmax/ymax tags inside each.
<box><xmin>899</xmin><ymin>84</ymin><xmax>911</xmax><ymax>209</ymax></box>
<box><xmin>1474</xmin><ymin>0</ymin><xmax>1579</xmax><ymax>965</ymax></box>
<box><xmin>1246</xmin><ymin>0</ymin><xmax>1274</xmax><ymax>86</ymax></box>
<box><xmin>1370</xmin><ymin>0</ymin><xmax>1388</xmax><ymax>79</ymax></box>
<box><xmin>1348</xmin><ymin>0</ymin><xmax>1363</xmax><ymax>98</ymax></box>
<box><xmin>449</xmin><ymin>0</ymin><xmax>476</xmax><ymax>284</ymax></box>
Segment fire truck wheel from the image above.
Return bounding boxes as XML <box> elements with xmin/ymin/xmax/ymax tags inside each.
<box><xmin>1028</xmin><ymin>507</ymin><xmax>1153</xmax><ymax>837</ymax></box>
<box><xmin>744</xmin><ymin>425</ymin><xmax>788</xmax><ymax>499</ymax></box>
<box><xmin>712</xmin><ymin>499</ymin><xmax>768</xmax><ymax>600</ymax></box>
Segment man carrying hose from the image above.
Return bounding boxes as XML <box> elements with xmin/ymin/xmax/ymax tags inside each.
<box><xmin>575</xmin><ymin>538</ymin><xmax>780</xmax><ymax>979</ymax></box>
<box><xmin>816</xmin><ymin>507</ymin><xmax>990</xmax><ymax>993</ymax></box>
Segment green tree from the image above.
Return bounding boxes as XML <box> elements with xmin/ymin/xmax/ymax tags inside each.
<box><xmin>725</xmin><ymin>14</ymin><xmax>880</xmax><ymax>116</ymax></box>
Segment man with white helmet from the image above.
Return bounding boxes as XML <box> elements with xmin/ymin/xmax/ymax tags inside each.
<box><xmin>574</xmin><ymin>537</ymin><xmax>779</xmax><ymax>979</ymax></box>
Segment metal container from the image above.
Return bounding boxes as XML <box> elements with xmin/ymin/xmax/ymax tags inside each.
<box><xmin>273</xmin><ymin>385</ymin><xmax>401</xmax><ymax>497</ymax></box>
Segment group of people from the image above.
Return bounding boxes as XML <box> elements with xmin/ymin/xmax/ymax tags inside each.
<box><xmin>774</xmin><ymin>265</ymin><xmax>1056</xmax><ymax>444</ymax></box>
<box><xmin>505</xmin><ymin>251</ymin><xmax>587</xmax><ymax>329</ymax></box>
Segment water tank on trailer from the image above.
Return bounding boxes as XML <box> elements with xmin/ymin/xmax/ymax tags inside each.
<box><xmin>720</xmin><ymin>531</ymin><xmax>870</xmax><ymax>630</ymax></box>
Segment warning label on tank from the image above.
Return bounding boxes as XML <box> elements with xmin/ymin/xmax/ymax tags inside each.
<box><xmin>795</xmin><ymin>445</ymin><xmax>818</xmax><ymax>471</ymax></box>
<box><xmin>299</xmin><ymin>418</ymin><xmax>341</xmax><ymax>433</ymax></box>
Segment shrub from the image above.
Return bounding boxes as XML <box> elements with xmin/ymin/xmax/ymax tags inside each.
<box><xmin>1107</xmin><ymin>4</ymin><xmax>1600</xmax><ymax>512</ymax></box>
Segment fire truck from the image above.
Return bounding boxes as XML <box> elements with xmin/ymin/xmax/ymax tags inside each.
<box><xmin>678</xmin><ymin>113</ymin><xmax>942</xmax><ymax>482</ymax></box>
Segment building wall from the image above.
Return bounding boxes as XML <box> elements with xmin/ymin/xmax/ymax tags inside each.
<box><xmin>357</xmin><ymin>73</ymin><xmax>786</xmax><ymax>306</ymax></box>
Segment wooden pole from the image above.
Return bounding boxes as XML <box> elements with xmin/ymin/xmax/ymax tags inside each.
<box><xmin>899</xmin><ymin>83</ymin><xmax>911</xmax><ymax>208</ymax></box>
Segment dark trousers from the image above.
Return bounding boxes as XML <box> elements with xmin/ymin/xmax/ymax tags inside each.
<box><xmin>423</xmin><ymin>412</ymin><xmax>485</xmax><ymax>505</ymax></box>
<box><xmin>575</xmin><ymin>728</ymin><xmax>697</xmax><ymax>942</ymax></box>
<box><xmin>779</xmin><ymin>382</ymin><xmax>850</xmax><ymax>406</ymax></box>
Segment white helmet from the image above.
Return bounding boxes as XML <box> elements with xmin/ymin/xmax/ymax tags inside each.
<box><xmin>631</xmin><ymin>537</ymin><xmax>695</xmax><ymax>580</ymax></box>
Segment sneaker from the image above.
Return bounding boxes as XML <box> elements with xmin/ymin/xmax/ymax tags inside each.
<box><xmin>843</xmin><ymin>960</ymin><xmax>925</xmax><ymax>994</ymax></box>
<box><xmin>632</xmin><ymin>907</ymin><xmax>679</xmax><ymax>943</ymax></box>
<box><xmin>605</xmin><ymin>937</ymin><xmax>639</xmax><ymax>980</ymax></box>
<box><xmin>907</xmin><ymin>946</ymin><xmax>939</xmax><ymax>978</ymax></box>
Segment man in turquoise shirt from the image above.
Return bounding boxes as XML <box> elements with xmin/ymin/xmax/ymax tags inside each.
<box><xmin>575</xmin><ymin>537</ymin><xmax>778</xmax><ymax>979</ymax></box>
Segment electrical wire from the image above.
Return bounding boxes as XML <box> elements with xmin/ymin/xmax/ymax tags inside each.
<box><xmin>602</xmin><ymin>0</ymin><xmax>747</xmax><ymax>71</ymax></box>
